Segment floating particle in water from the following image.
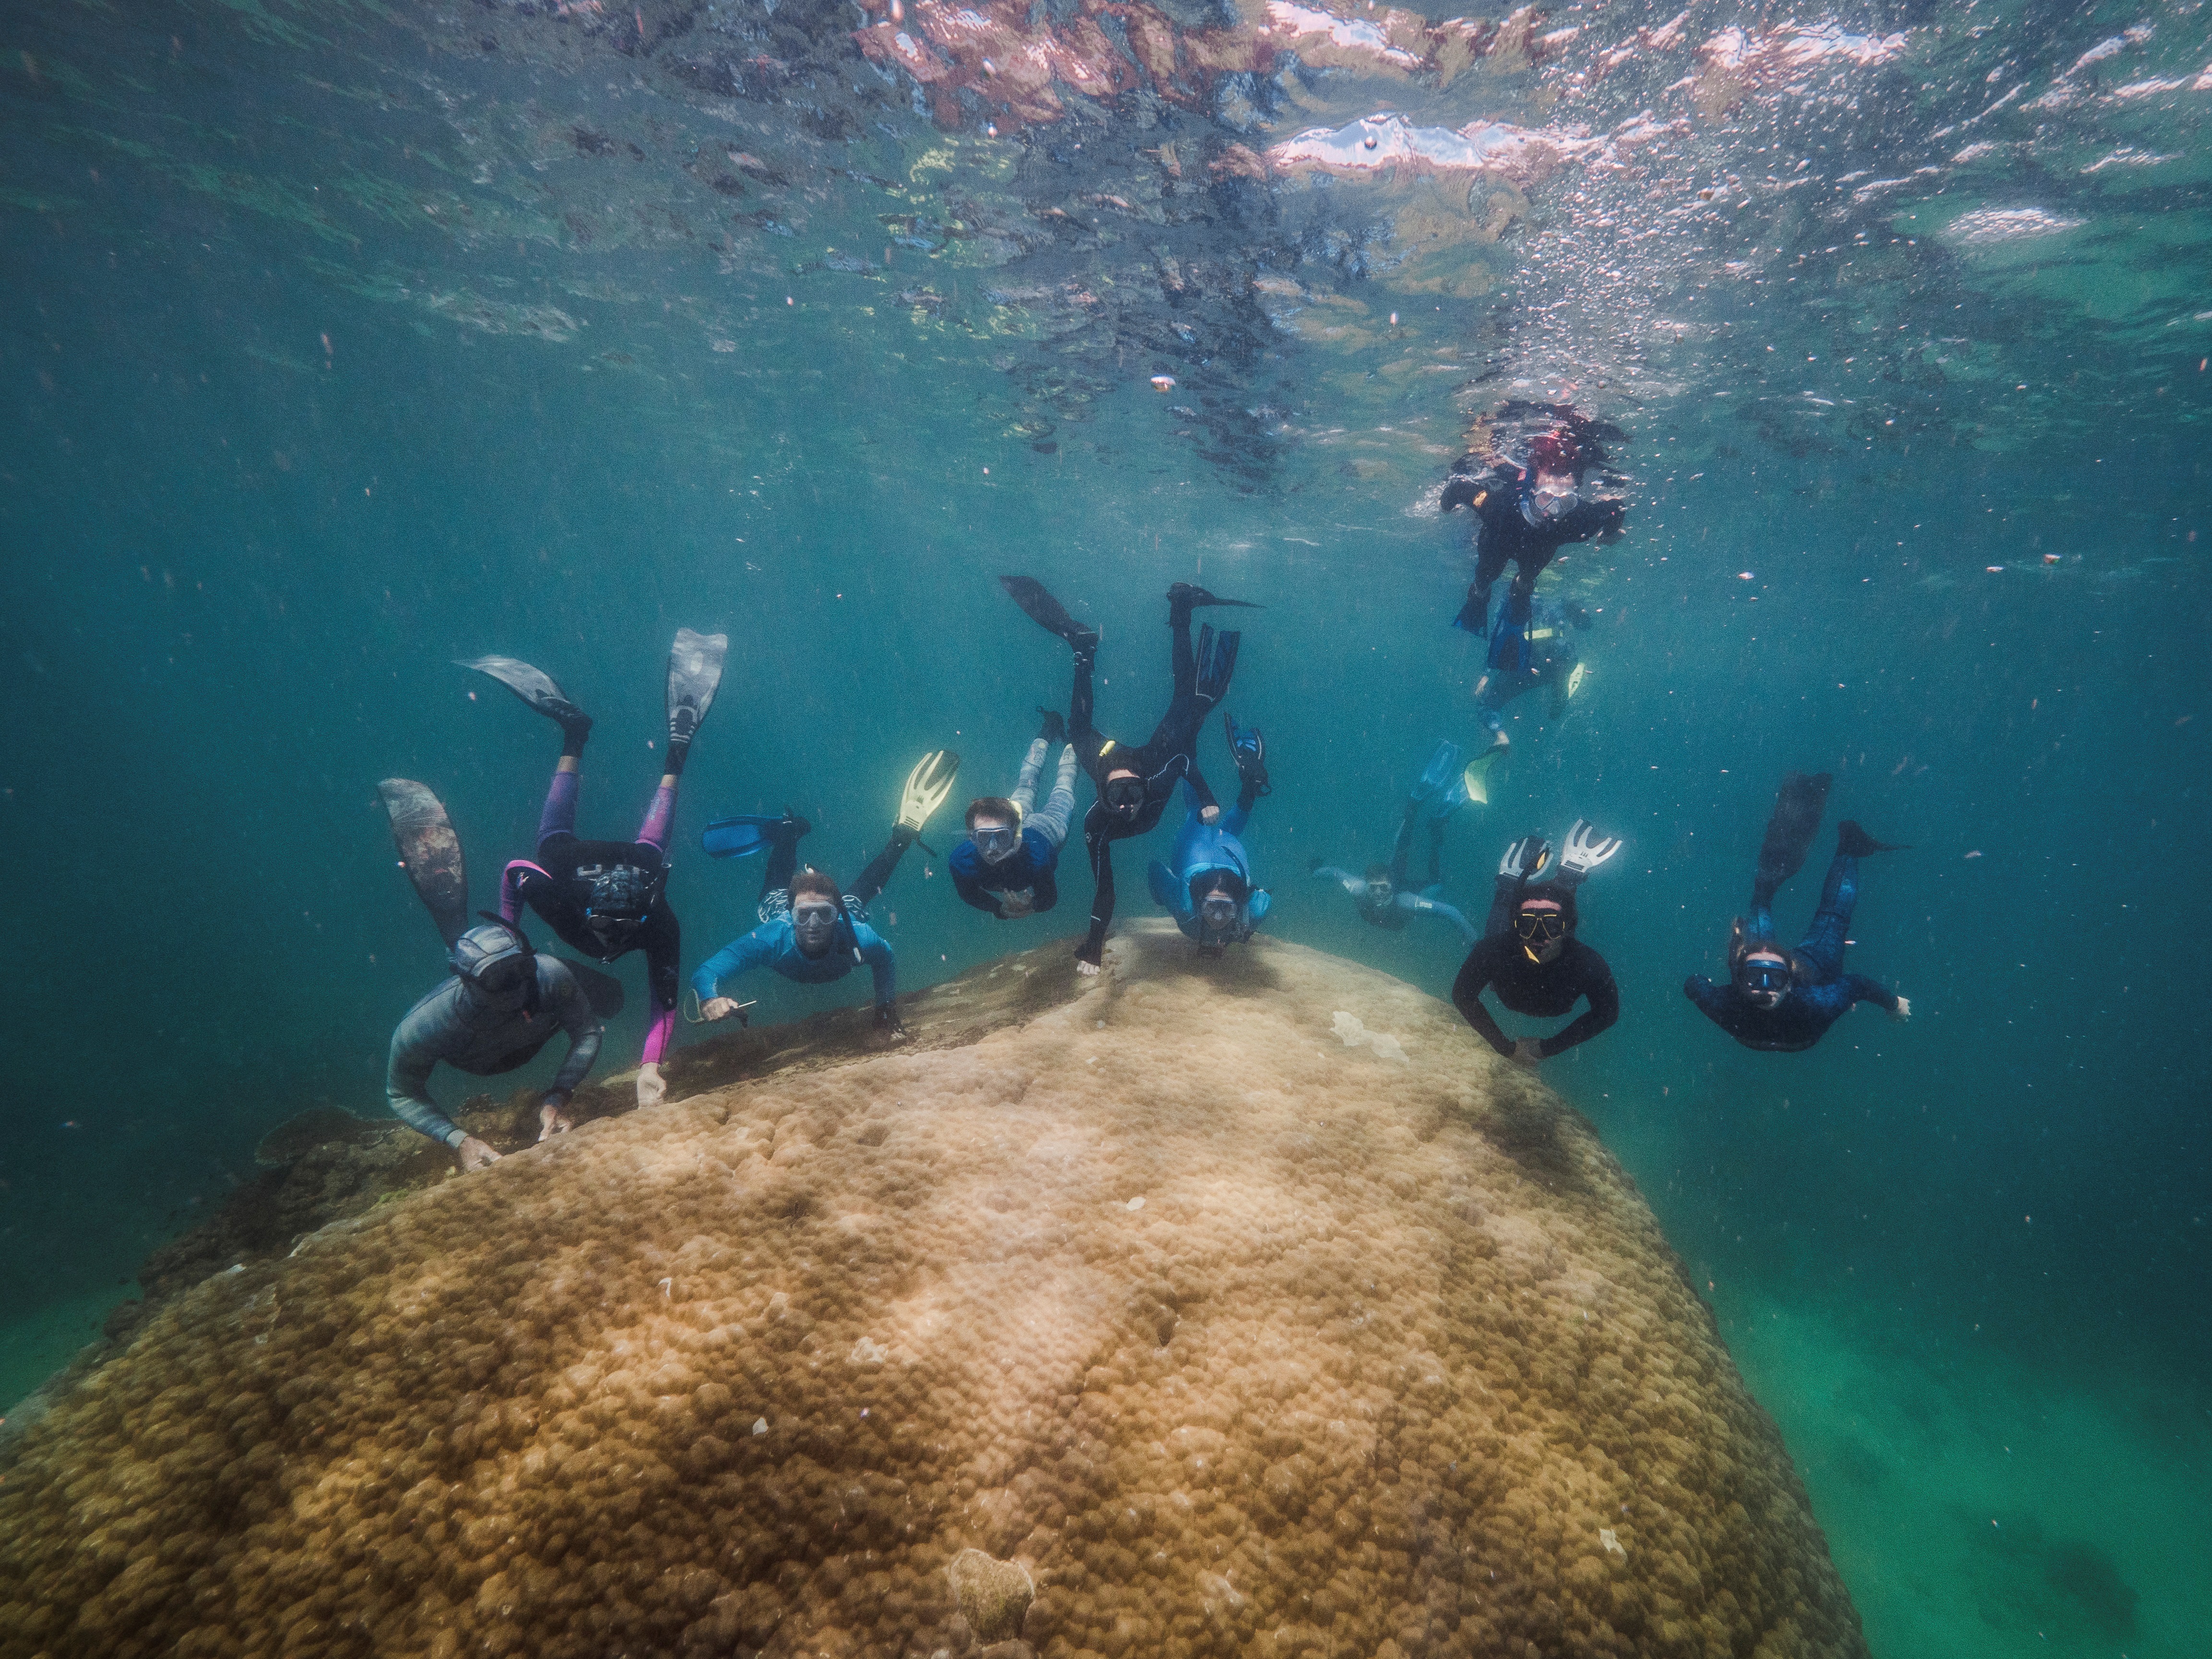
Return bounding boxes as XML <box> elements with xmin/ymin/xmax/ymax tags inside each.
<box><xmin>1150</xmin><ymin>375</ymin><xmax>1176</xmax><ymax>391</ymax></box>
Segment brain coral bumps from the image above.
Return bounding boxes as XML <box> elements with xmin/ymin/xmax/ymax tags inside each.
<box><xmin>0</xmin><ymin>922</ymin><xmax>1868</xmax><ymax>1659</ymax></box>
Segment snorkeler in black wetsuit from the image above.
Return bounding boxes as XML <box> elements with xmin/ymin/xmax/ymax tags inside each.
<box><xmin>1685</xmin><ymin>771</ymin><xmax>1912</xmax><ymax>1053</ymax></box>
<box><xmin>459</xmin><ymin>629</ymin><xmax>725</xmax><ymax>1108</ymax></box>
<box><xmin>1452</xmin><ymin>822</ymin><xmax>1622</xmax><ymax>1066</ymax></box>
<box><xmin>1443</xmin><ymin>421</ymin><xmax>1625</xmax><ymax>634</ymax></box>
<box><xmin>1000</xmin><ymin>576</ymin><xmax>1251</xmax><ymax>973</ymax></box>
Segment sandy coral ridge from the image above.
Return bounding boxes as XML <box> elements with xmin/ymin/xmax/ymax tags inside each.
<box><xmin>0</xmin><ymin>923</ymin><xmax>1866</xmax><ymax>1659</ymax></box>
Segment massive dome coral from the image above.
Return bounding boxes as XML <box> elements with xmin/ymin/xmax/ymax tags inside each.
<box><xmin>0</xmin><ymin>924</ymin><xmax>1867</xmax><ymax>1659</ymax></box>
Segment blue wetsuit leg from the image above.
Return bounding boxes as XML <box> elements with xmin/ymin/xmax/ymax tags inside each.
<box><xmin>1795</xmin><ymin>852</ymin><xmax>1858</xmax><ymax>983</ymax></box>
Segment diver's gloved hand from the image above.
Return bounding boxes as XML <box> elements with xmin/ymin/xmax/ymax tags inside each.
<box><xmin>1559</xmin><ymin>820</ymin><xmax>1622</xmax><ymax>879</ymax></box>
<box><xmin>1224</xmin><ymin>711</ymin><xmax>1272</xmax><ymax>797</ymax></box>
<box><xmin>700</xmin><ymin>995</ymin><xmax>749</xmax><ymax>1025</ymax></box>
<box><xmin>1037</xmin><ymin>707</ymin><xmax>1067</xmax><ymax>746</ymax></box>
<box><xmin>998</xmin><ymin>888</ymin><xmax>1037</xmax><ymax>918</ymax></box>
<box><xmin>1891</xmin><ymin>995</ymin><xmax>1912</xmax><ymax>1022</ymax></box>
<box><xmin>456</xmin><ymin>1135</ymin><xmax>501</xmax><ymax>1172</ymax></box>
<box><xmin>897</xmin><ymin>749</ymin><xmax>961</xmax><ymax>834</ymax></box>
<box><xmin>537</xmin><ymin>1089</ymin><xmax>574</xmax><ymax>1141</ymax></box>
<box><xmin>874</xmin><ymin>1003</ymin><xmax>909</xmax><ymax>1044</ymax></box>
<box><xmin>635</xmin><ymin>1062</ymin><xmax>666</xmax><ymax>1108</ymax></box>
<box><xmin>1499</xmin><ymin>835</ymin><xmax>1552</xmax><ymax>882</ymax></box>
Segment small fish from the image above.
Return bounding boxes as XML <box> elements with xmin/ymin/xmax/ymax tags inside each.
<box><xmin>1964</xmin><ymin>849</ymin><xmax>1983</xmax><ymax>859</ymax></box>
<box><xmin>1150</xmin><ymin>374</ymin><xmax>1176</xmax><ymax>391</ymax></box>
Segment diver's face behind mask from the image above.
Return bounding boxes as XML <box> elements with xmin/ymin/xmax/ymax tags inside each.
<box><xmin>791</xmin><ymin>900</ymin><xmax>841</xmax><ymax>957</ymax></box>
<box><xmin>970</xmin><ymin>820</ymin><xmax>1020</xmax><ymax>865</ymax></box>
<box><xmin>1103</xmin><ymin>770</ymin><xmax>1146</xmax><ymax>819</ymax></box>
<box><xmin>1524</xmin><ymin>464</ymin><xmax>1581</xmax><ymax>524</ymax></box>
<box><xmin>1735</xmin><ymin>949</ymin><xmax>1792</xmax><ymax>1009</ymax></box>
<box><xmin>1514</xmin><ymin>901</ymin><xmax>1568</xmax><ymax>964</ymax></box>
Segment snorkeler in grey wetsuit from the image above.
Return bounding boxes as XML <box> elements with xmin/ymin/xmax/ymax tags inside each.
<box><xmin>385</xmin><ymin>918</ymin><xmax>603</xmax><ymax>1170</ymax></box>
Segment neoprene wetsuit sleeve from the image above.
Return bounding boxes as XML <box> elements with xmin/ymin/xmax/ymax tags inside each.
<box><xmin>1450</xmin><ymin>944</ymin><xmax>1517</xmax><ymax>1058</ymax></box>
<box><xmin>1537</xmin><ymin>948</ymin><xmax>1620</xmax><ymax>1058</ymax></box>
<box><xmin>691</xmin><ymin>928</ymin><xmax>775</xmax><ymax>1001</ymax></box>
<box><xmin>1185</xmin><ymin>762</ymin><xmax>1220</xmax><ymax>817</ymax></box>
<box><xmin>543</xmin><ymin>964</ymin><xmax>604</xmax><ymax>1097</ymax></box>
<box><xmin>1312</xmin><ymin>865</ymin><xmax>1365</xmax><ymax>896</ymax></box>
<box><xmin>1420</xmin><ymin>899</ymin><xmax>1481</xmax><ymax>948</ymax></box>
<box><xmin>1843</xmin><ymin>972</ymin><xmax>1899</xmax><ymax>1012</ymax></box>
<box><xmin>857</xmin><ymin>927</ymin><xmax>896</xmax><ymax>1006</ymax></box>
<box><xmin>1683</xmin><ymin>974</ymin><xmax>1731</xmax><ymax>1024</ymax></box>
<box><xmin>949</xmin><ymin>854</ymin><xmax>1002</xmax><ymax>917</ymax></box>
<box><xmin>385</xmin><ymin>1017</ymin><xmax>466</xmax><ymax>1149</ymax></box>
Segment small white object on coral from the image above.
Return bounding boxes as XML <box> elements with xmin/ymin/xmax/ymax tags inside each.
<box><xmin>1600</xmin><ymin>1527</ymin><xmax>1627</xmax><ymax>1558</ymax></box>
<box><xmin>1332</xmin><ymin>1011</ymin><xmax>1409</xmax><ymax>1063</ymax></box>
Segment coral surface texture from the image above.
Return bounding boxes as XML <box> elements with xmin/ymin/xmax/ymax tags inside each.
<box><xmin>0</xmin><ymin>924</ymin><xmax>1867</xmax><ymax>1659</ymax></box>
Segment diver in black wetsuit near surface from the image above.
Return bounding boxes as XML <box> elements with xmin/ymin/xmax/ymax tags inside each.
<box><xmin>1443</xmin><ymin>417</ymin><xmax>1625</xmax><ymax>636</ymax></box>
<box><xmin>1000</xmin><ymin>576</ymin><xmax>1252</xmax><ymax>974</ymax></box>
<box><xmin>1685</xmin><ymin>770</ymin><xmax>1912</xmax><ymax>1052</ymax></box>
<box><xmin>1453</xmin><ymin>822</ymin><xmax>1622</xmax><ymax>1066</ymax></box>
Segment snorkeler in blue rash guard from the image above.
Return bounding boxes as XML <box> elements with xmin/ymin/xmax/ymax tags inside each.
<box><xmin>692</xmin><ymin>756</ymin><xmax>960</xmax><ymax>1041</ymax></box>
<box><xmin>949</xmin><ymin>710</ymin><xmax>1081</xmax><ymax>920</ymax></box>
<box><xmin>1475</xmin><ymin>589</ymin><xmax>1590</xmax><ymax>751</ymax></box>
<box><xmin>1147</xmin><ymin>714</ymin><xmax>1273</xmax><ymax>954</ymax></box>
<box><xmin>1311</xmin><ymin>740</ymin><xmax>1479</xmax><ymax>945</ymax></box>
<box><xmin>1685</xmin><ymin>771</ymin><xmax>1912</xmax><ymax>1053</ymax></box>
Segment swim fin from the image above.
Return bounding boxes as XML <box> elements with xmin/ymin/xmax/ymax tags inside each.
<box><xmin>1166</xmin><ymin>581</ymin><xmax>1262</xmax><ymax>610</ymax></box>
<box><xmin>898</xmin><ymin>750</ymin><xmax>962</xmax><ymax>834</ymax></box>
<box><xmin>1410</xmin><ymin>740</ymin><xmax>1464</xmax><ymax>806</ymax></box>
<box><xmin>667</xmin><ymin>628</ymin><xmax>729</xmax><ymax>752</ymax></box>
<box><xmin>1755</xmin><ymin>770</ymin><xmax>1833</xmax><ymax>903</ymax></box>
<box><xmin>1461</xmin><ymin>741</ymin><xmax>1507</xmax><ymax>806</ymax></box>
<box><xmin>1224</xmin><ymin>711</ymin><xmax>1271</xmax><ymax>797</ymax></box>
<box><xmin>1037</xmin><ymin>706</ymin><xmax>1068</xmax><ymax>745</ymax></box>
<box><xmin>702</xmin><ymin>813</ymin><xmax>805</xmax><ymax>860</ymax></box>
<box><xmin>1836</xmin><ymin>820</ymin><xmax>1908</xmax><ymax>857</ymax></box>
<box><xmin>1566</xmin><ymin>661</ymin><xmax>1588</xmax><ymax>700</ymax></box>
<box><xmin>377</xmin><ymin>778</ymin><xmax>471</xmax><ymax>948</ymax></box>
<box><xmin>1195</xmin><ymin>624</ymin><xmax>1240</xmax><ymax>704</ymax></box>
<box><xmin>555</xmin><ymin>958</ymin><xmax>627</xmax><ymax>1017</ymax></box>
<box><xmin>456</xmin><ymin>655</ymin><xmax>591</xmax><ymax>739</ymax></box>
<box><xmin>999</xmin><ymin>575</ymin><xmax>1100</xmax><ymax>654</ymax></box>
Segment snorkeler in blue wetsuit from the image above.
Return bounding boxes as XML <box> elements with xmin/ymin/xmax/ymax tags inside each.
<box><xmin>1474</xmin><ymin>589</ymin><xmax>1591</xmax><ymax>754</ymax></box>
<box><xmin>949</xmin><ymin>710</ymin><xmax>1081</xmax><ymax>920</ymax></box>
<box><xmin>1685</xmin><ymin>771</ymin><xmax>1913</xmax><ymax>1053</ymax></box>
<box><xmin>1148</xmin><ymin>713</ymin><xmax>1274</xmax><ymax>955</ymax></box>
<box><xmin>1312</xmin><ymin>739</ymin><xmax>1479</xmax><ymax>945</ymax></box>
<box><xmin>692</xmin><ymin>754</ymin><xmax>960</xmax><ymax>1041</ymax></box>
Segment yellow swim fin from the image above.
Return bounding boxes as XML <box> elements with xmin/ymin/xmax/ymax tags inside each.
<box><xmin>1462</xmin><ymin>744</ymin><xmax>1506</xmax><ymax>806</ymax></box>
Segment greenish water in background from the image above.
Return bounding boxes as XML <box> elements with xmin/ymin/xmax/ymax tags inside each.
<box><xmin>2</xmin><ymin>0</ymin><xmax>2207</xmax><ymax>1652</ymax></box>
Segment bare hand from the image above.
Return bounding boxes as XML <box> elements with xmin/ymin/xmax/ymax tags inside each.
<box><xmin>1199</xmin><ymin>804</ymin><xmax>1220</xmax><ymax>825</ymax></box>
<box><xmin>700</xmin><ymin>996</ymin><xmax>743</xmax><ymax>1022</ymax></box>
<box><xmin>1511</xmin><ymin>1038</ymin><xmax>1545</xmax><ymax>1067</ymax></box>
<box><xmin>998</xmin><ymin>889</ymin><xmax>1036</xmax><ymax>918</ymax></box>
<box><xmin>456</xmin><ymin>1135</ymin><xmax>501</xmax><ymax>1172</ymax></box>
<box><xmin>1891</xmin><ymin>995</ymin><xmax>1912</xmax><ymax>1022</ymax></box>
<box><xmin>538</xmin><ymin>1096</ymin><xmax>573</xmax><ymax>1141</ymax></box>
<box><xmin>1076</xmin><ymin>960</ymin><xmax>1101</xmax><ymax>978</ymax></box>
<box><xmin>636</xmin><ymin>1062</ymin><xmax>666</xmax><ymax>1107</ymax></box>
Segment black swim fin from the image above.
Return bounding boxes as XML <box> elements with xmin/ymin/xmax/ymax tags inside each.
<box><xmin>1037</xmin><ymin>707</ymin><xmax>1067</xmax><ymax>746</ymax></box>
<box><xmin>1167</xmin><ymin>581</ymin><xmax>1261</xmax><ymax>610</ymax></box>
<box><xmin>1755</xmin><ymin>770</ymin><xmax>1833</xmax><ymax>904</ymax></box>
<box><xmin>377</xmin><ymin>778</ymin><xmax>471</xmax><ymax>948</ymax></box>
<box><xmin>999</xmin><ymin>575</ymin><xmax>1100</xmax><ymax>653</ymax></box>
<box><xmin>1195</xmin><ymin>624</ymin><xmax>1241</xmax><ymax>704</ymax></box>
<box><xmin>555</xmin><ymin>958</ymin><xmax>627</xmax><ymax>1017</ymax></box>
<box><xmin>457</xmin><ymin>654</ymin><xmax>592</xmax><ymax>742</ymax></box>
<box><xmin>1836</xmin><ymin>820</ymin><xmax>1908</xmax><ymax>857</ymax></box>
<box><xmin>666</xmin><ymin>628</ymin><xmax>728</xmax><ymax>753</ymax></box>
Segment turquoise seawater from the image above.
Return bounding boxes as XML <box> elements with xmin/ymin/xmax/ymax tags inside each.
<box><xmin>2</xmin><ymin>0</ymin><xmax>2207</xmax><ymax>1652</ymax></box>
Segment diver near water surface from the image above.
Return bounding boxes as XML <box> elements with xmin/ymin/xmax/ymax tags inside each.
<box><xmin>385</xmin><ymin>917</ymin><xmax>603</xmax><ymax>1170</ymax></box>
<box><xmin>1685</xmin><ymin>771</ymin><xmax>1912</xmax><ymax>1052</ymax></box>
<box><xmin>1313</xmin><ymin>739</ymin><xmax>1480</xmax><ymax>945</ymax></box>
<box><xmin>949</xmin><ymin>711</ymin><xmax>1080</xmax><ymax>920</ymax></box>
<box><xmin>1001</xmin><ymin>575</ymin><xmax>1251</xmax><ymax>974</ymax></box>
<box><xmin>461</xmin><ymin>628</ymin><xmax>726</xmax><ymax>1109</ymax></box>
<box><xmin>1442</xmin><ymin>413</ymin><xmax>1625</xmax><ymax>638</ymax></box>
<box><xmin>1452</xmin><ymin>822</ymin><xmax>1623</xmax><ymax>1066</ymax></box>
<box><xmin>692</xmin><ymin>751</ymin><xmax>960</xmax><ymax>1041</ymax></box>
<box><xmin>1149</xmin><ymin>712</ymin><xmax>1274</xmax><ymax>954</ymax></box>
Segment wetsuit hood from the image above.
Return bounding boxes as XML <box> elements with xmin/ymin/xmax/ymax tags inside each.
<box><xmin>450</xmin><ymin>914</ymin><xmax>541</xmax><ymax>1016</ymax></box>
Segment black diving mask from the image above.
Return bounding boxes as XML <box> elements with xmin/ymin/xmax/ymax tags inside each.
<box><xmin>1735</xmin><ymin>952</ymin><xmax>1793</xmax><ymax>1004</ymax></box>
<box><xmin>1514</xmin><ymin>909</ymin><xmax>1566</xmax><ymax>942</ymax></box>
<box><xmin>1103</xmin><ymin>776</ymin><xmax>1147</xmax><ymax>814</ymax></box>
<box><xmin>972</xmin><ymin>825</ymin><xmax>1021</xmax><ymax>863</ymax></box>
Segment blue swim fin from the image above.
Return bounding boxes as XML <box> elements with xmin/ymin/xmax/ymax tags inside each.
<box><xmin>703</xmin><ymin>813</ymin><xmax>799</xmax><ymax>860</ymax></box>
<box><xmin>1410</xmin><ymin>740</ymin><xmax>1464</xmax><ymax>806</ymax></box>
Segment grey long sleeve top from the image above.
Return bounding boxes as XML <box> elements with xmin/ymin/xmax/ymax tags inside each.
<box><xmin>385</xmin><ymin>959</ymin><xmax>603</xmax><ymax>1148</ymax></box>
